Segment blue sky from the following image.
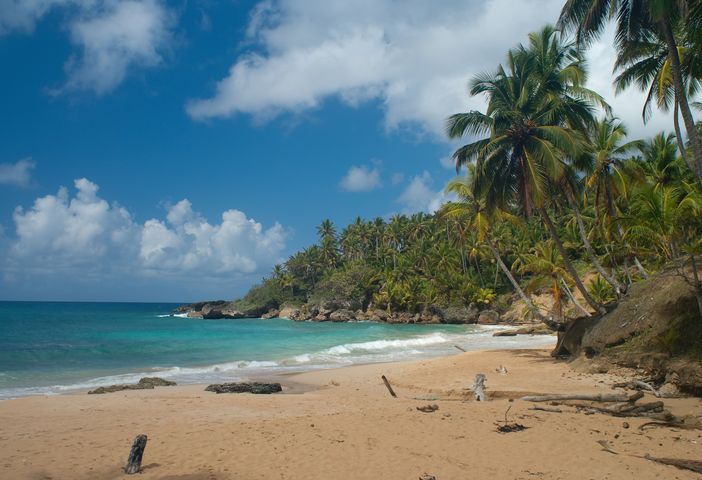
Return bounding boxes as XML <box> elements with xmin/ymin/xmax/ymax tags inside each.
<box><xmin>0</xmin><ymin>0</ymin><xmax>677</xmax><ymax>302</ymax></box>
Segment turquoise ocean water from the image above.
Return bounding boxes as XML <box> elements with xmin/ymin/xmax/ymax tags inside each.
<box><xmin>0</xmin><ymin>302</ymin><xmax>554</xmax><ymax>399</ymax></box>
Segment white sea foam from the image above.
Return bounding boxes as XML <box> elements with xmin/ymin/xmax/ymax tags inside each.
<box><xmin>0</xmin><ymin>326</ymin><xmax>555</xmax><ymax>400</ymax></box>
<box><xmin>156</xmin><ymin>313</ymin><xmax>189</xmax><ymax>318</ymax></box>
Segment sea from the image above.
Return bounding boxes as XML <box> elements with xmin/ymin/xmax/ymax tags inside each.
<box><xmin>0</xmin><ymin>301</ymin><xmax>555</xmax><ymax>399</ymax></box>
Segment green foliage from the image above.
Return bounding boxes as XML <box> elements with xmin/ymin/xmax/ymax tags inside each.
<box><xmin>232</xmin><ymin>21</ymin><xmax>702</xmax><ymax>325</ymax></box>
<box><xmin>309</xmin><ymin>263</ymin><xmax>375</xmax><ymax>307</ymax></box>
<box><xmin>472</xmin><ymin>288</ymin><xmax>496</xmax><ymax>306</ymax></box>
<box><xmin>587</xmin><ymin>275</ymin><xmax>615</xmax><ymax>305</ymax></box>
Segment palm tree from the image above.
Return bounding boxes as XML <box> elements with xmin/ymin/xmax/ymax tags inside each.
<box><xmin>558</xmin><ymin>0</ymin><xmax>702</xmax><ymax>185</ymax></box>
<box><xmin>613</xmin><ymin>30</ymin><xmax>700</xmax><ymax>161</ymax></box>
<box><xmin>513</xmin><ymin>240</ymin><xmax>590</xmax><ymax>319</ymax></box>
<box><xmin>447</xmin><ymin>26</ymin><xmax>604</xmax><ymax>313</ymax></box>
<box><xmin>441</xmin><ymin>175</ymin><xmax>546</xmax><ymax>321</ymax></box>
<box><xmin>316</xmin><ymin>219</ymin><xmax>338</xmax><ymax>268</ymax></box>
<box><xmin>638</xmin><ymin>132</ymin><xmax>688</xmax><ymax>188</ymax></box>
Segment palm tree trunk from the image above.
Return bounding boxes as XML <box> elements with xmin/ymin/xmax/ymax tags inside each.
<box><xmin>474</xmin><ymin>257</ymin><xmax>485</xmax><ymax>287</ymax></box>
<box><xmin>690</xmin><ymin>255</ymin><xmax>702</xmax><ymax>318</ymax></box>
<box><xmin>632</xmin><ymin>255</ymin><xmax>650</xmax><ymax>279</ymax></box>
<box><xmin>660</xmin><ymin>18</ymin><xmax>702</xmax><ymax>185</ymax></box>
<box><xmin>560</xmin><ymin>278</ymin><xmax>591</xmax><ymax>318</ymax></box>
<box><xmin>569</xmin><ymin>197</ymin><xmax>625</xmax><ymax>296</ymax></box>
<box><xmin>485</xmin><ymin>237</ymin><xmax>544</xmax><ymax>321</ymax></box>
<box><xmin>674</xmin><ymin>99</ymin><xmax>688</xmax><ymax>159</ymax></box>
<box><xmin>539</xmin><ymin>206</ymin><xmax>605</xmax><ymax>314</ymax></box>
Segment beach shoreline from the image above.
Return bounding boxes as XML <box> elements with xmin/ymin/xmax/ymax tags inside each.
<box><xmin>1</xmin><ymin>345</ymin><xmax>701</xmax><ymax>480</ymax></box>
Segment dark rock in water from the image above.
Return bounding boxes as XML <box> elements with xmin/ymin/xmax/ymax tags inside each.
<box><xmin>205</xmin><ymin>382</ymin><xmax>283</xmax><ymax>394</ymax></box>
<box><xmin>88</xmin><ymin>377</ymin><xmax>176</xmax><ymax>394</ymax></box>
<box><xmin>174</xmin><ymin>300</ymin><xmax>227</xmax><ymax>313</ymax></box>
<box><xmin>138</xmin><ymin>377</ymin><xmax>177</xmax><ymax>387</ymax></box>
<box><xmin>493</xmin><ymin>330</ymin><xmax>518</xmax><ymax>337</ymax></box>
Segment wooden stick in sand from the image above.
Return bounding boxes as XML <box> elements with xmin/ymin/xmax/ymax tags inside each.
<box><xmin>124</xmin><ymin>434</ymin><xmax>148</xmax><ymax>474</ymax></box>
<box><xmin>381</xmin><ymin>375</ymin><xmax>397</xmax><ymax>398</ymax></box>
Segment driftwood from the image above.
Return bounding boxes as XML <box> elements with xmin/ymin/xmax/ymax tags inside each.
<box><xmin>569</xmin><ymin>402</ymin><xmax>672</xmax><ymax>419</ymax></box>
<box><xmin>381</xmin><ymin>375</ymin><xmax>397</xmax><ymax>398</ymax></box>
<box><xmin>468</xmin><ymin>374</ymin><xmax>487</xmax><ymax>401</ymax></box>
<box><xmin>124</xmin><ymin>434</ymin><xmax>147</xmax><ymax>474</ymax></box>
<box><xmin>416</xmin><ymin>404</ymin><xmax>439</xmax><ymax>413</ymax></box>
<box><xmin>529</xmin><ymin>406</ymin><xmax>563</xmax><ymax>413</ymax></box>
<box><xmin>639</xmin><ymin>421</ymin><xmax>702</xmax><ymax>431</ymax></box>
<box><xmin>641</xmin><ymin>455</ymin><xmax>702</xmax><ymax>474</ymax></box>
<box><xmin>521</xmin><ymin>392</ymin><xmax>639</xmax><ymax>403</ymax></box>
<box><xmin>454</xmin><ymin>345</ymin><xmax>467</xmax><ymax>352</ymax></box>
<box><xmin>596</xmin><ymin>440</ymin><xmax>618</xmax><ymax>455</ymax></box>
<box><xmin>612</xmin><ymin>380</ymin><xmax>660</xmax><ymax>398</ymax></box>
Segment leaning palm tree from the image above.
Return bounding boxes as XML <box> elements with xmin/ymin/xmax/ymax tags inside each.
<box><xmin>558</xmin><ymin>0</ymin><xmax>702</xmax><ymax>185</ymax></box>
<box><xmin>447</xmin><ymin>26</ymin><xmax>605</xmax><ymax>313</ymax></box>
<box><xmin>441</xmin><ymin>175</ymin><xmax>546</xmax><ymax>321</ymax></box>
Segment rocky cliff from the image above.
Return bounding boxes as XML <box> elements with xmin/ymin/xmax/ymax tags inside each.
<box><xmin>174</xmin><ymin>299</ymin><xmax>514</xmax><ymax>325</ymax></box>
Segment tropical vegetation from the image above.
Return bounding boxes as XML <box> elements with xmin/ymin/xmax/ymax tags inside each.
<box><xmin>234</xmin><ymin>2</ymin><xmax>702</xmax><ymax>323</ymax></box>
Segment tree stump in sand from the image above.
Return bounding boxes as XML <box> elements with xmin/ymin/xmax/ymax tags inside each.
<box><xmin>124</xmin><ymin>434</ymin><xmax>147</xmax><ymax>474</ymax></box>
<box><xmin>470</xmin><ymin>374</ymin><xmax>487</xmax><ymax>401</ymax></box>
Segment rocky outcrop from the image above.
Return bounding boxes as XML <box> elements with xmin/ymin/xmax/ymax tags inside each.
<box><xmin>477</xmin><ymin>309</ymin><xmax>500</xmax><ymax>325</ymax></box>
<box><xmin>176</xmin><ymin>301</ymin><xmax>272</xmax><ymax>320</ymax></box>
<box><xmin>205</xmin><ymin>382</ymin><xmax>282</xmax><ymax>394</ymax></box>
<box><xmin>549</xmin><ymin>270</ymin><xmax>702</xmax><ymax>396</ymax></box>
<box><xmin>261</xmin><ymin>309</ymin><xmax>279</xmax><ymax>319</ymax></box>
<box><xmin>329</xmin><ymin>309</ymin><xmax>355</xmax><ymax>322</ymax></box>
<box><xmin>178</xmin><ymin>299</ymin><xmax>507</xmax><ymax>326</ymax></box>
<box><xmin>278</xmin><ymin>306</ymin><xmax>299</xmax><ymax>319</ymax></box>
<box><xmin>435</xmin><ymin>305</ymin><xmax>479</xmax><ymax>324</ymax></box>
<box><xmin>88</xmin><ymin>377</ymin><xmax>176</xmax><ymax>394</ymax></box>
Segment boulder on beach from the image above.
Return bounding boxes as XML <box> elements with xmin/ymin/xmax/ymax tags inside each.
<box><xmin>205</xmin><ymin>382</ymin><xmax>283</xmax><ymax>394</ymax></box>
<box><xmin>88</xmin><ymin>377</ymin><xmax>176</xmax><ymax>394</ymax></box>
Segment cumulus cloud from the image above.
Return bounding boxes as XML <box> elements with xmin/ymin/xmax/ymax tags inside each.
<box><xmin>396</xmin><ymin>171</ymin><xmax>451</xmax><ymax>213</ymax></box>
<box><xmin>1</xmin><ymin>0</ymin><xmax>175</xmax><ymax>94</ymax></box>
<box><xmin>339</xmin><ymin>165</ymin><xmax>381</xmax><ymax>192</ymax></box>
<box><xmin>6</xmin><ymin>179</ymin><xmax>287</xmax><ymax>280</ymax></box>
<box><xmin>187</xmin><ymin>0</ymin><xmax>674</xmax><ymax>140</ymax></box>
<box><xmin>0</xmin><ymin>158</ymin><xmax>35</xmax><ymax>187</ymax></box>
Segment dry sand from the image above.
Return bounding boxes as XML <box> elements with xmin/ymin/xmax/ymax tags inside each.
<box><xmin>1</xmin><ymin>347</ymin><xmax>701</xmax><ymax>480</ymax></box>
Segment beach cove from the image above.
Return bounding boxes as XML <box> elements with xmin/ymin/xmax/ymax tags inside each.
<box><xmin>1</xmin><ymin>347</ymin><xmax>701</xmax><ymax>479</ymax></box>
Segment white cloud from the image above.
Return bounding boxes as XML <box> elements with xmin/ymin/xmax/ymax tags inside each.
<box><xmin>339</xmin><ymin>165</ymin><xmax>381</xmax><ymax>192</ymax></box>
<box><xmin>0</xmin><ymin>0</ymin><xmax>77</xmax><ymax>34</ymax></box>
<box><xmin>61</xmin><ymin>0</ymin><xmax>174</xmax><ymax>94</ymax></box>
<box><xmin>0</xmin><ymin>158</ymin><xmax>35</xmax><ymax>187</ymax></box>
<box><xmin>187</xmin><ymin>0</ymin><xmax>675</xmax><ymax>141</ymax></box>
<box><xmin>5</xmin><ymin>179</ymin><xmax>287</xmax><ymax>281</ymax></box>
<box><xmin>396</xmin><ymin>171</ymin><xmax>451</xmax><ymax>213</ymax></box>
<box><xmin>1</xmin><ymin>0</ymin><xmax>175</xmax><ymax>94</ymax></box>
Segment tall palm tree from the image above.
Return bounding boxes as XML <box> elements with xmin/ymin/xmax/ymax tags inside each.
<box><xmin>441</xmin><ymin>175</ymin><xmax>546</xmax><ymax>321</ymax></box>
<box><xmin>613</xmin><ymin>30</ymin><xmax>700</xmax><ymax>161</ymax></box>
<box><xmin>559</xmin><ymin>0</ymin><xmax>702</xmax><ymax>185</ymax></box>
<box><xmin>447</xmin><ymin>26</ymin><xmax>604</xmax><ymax>313</ymax></box>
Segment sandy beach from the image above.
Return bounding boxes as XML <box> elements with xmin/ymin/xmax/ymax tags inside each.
<box><xmin>1</xmin><ymin>347</ymin><xmax>700</xmax><ymax>480</ymax></box>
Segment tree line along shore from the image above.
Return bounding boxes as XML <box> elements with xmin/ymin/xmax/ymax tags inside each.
<box><xmin>179</xmin><ymin>2</ymin><xmax>702</xmax><ymax>387</ymax></box>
